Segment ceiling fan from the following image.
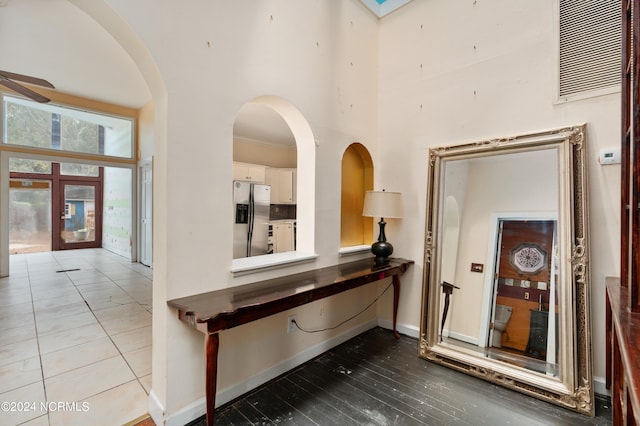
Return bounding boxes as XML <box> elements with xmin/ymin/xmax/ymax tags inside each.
<box><xmin>0</xmin><ymin>70</ymin><xmax>55</xmax><ymax>103</ymax></box>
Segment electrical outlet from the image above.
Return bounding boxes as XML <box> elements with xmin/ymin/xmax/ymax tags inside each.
<box><xmin>524</xmin><ymin>292</ymin><xmax>530</xmax><ymax>300</ymax></box>
<box><xmin>287</xmin><ymin>314</ymin><xmax>297</xmax><ymax>334</ymax></box>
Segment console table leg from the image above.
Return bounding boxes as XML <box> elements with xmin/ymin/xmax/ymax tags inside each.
<box><xmin>205</xmin><ymin>333</ymin><xmax>220</xmax><ymax>426</ymax></box>
<box><xmin>392</xmin><ymin>275</ymin><xmax>401</xmax><ymax>339</ymax></box>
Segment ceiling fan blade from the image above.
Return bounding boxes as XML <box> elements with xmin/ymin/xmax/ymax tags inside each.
<box><xmin>0</xmin><ymin>70</ymin><xmax>55</xmax><ymax>89</ymax></box>
<box><xmin>0</xmin><ymin>77</ymin><xmax>51</xmax><ymax>103</ymax></box>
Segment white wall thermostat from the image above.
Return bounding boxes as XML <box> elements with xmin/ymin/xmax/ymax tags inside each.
<box><xmin>598</xmin><ymin>147</ymin><xmax>621</xmax><ymax>165</ymax></box>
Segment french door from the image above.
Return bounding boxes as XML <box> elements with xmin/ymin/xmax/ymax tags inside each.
<box><xmin>10</xmin><ymin>165</ymin><xmax>104</xmax><ymax>252</ymax></box>
<box><xmin>54</xmin><ymin>180</ymin><xmax>102</xmax><ymax>250</ymax></box>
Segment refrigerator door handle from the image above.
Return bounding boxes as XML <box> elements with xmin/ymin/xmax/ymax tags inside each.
<box><xmin>247</xmin><ymin>184</ymin><xmax>255</xmax><ymax>257</ymax></box>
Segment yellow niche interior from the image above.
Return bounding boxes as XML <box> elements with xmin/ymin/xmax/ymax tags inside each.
<box><xmin>340</xmin><ymin>143</ymin><xmax>373</xmax><ymax>247</ymax></box>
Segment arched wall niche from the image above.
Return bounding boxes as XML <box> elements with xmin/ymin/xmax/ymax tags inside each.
<box><xmin>340</xmin><ymin>142</ymin><xmax>373</xmax><ymax>248</ymax></box>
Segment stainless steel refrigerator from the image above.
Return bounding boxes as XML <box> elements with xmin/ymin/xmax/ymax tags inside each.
<box><xmin>233</xmin><ymin>181</ymin><xmax>271</xmax><ymax>258</ymax></box>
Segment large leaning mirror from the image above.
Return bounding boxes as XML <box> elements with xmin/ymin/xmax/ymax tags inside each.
<box><xmin>419</xmin><ymin>126</ymin><xmax>593</xmax><ymax>415</ymax></box>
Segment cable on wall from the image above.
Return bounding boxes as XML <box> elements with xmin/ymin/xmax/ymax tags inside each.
<box><xmin>291</xmin><ymin>280</ymin><xmax>394</xmax><ymax>334</ymax></box>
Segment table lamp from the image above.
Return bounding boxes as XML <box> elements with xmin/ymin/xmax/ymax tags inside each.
<box><xmin>362</xmin><ymin>190</ymin><xmax>403</xmax><ymax>264</ymax></box>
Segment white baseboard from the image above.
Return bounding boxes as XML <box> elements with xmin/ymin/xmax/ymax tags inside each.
<box><xmin>163</xmin><ymin>319</ymin><xmax>378</xmax><ymax>426</ymax></box>
<box><xmin>593</xmin><ymin>376</ymin><xmax>610</xmax><ymax>398</ymax></box>
<box><xmin>377</xmin><ymin>318</ymin><xmax>419</xmax><ymax>339</ymax></box>
<box><xmin>446</xmin><ymin>330</ymin><xmax>479</xmax><ymax>346</ymax></box>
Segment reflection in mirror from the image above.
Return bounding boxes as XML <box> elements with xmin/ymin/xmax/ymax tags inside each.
<box><xmin>439</xmin><ymin>149</ymin><xmax>560</xmax><ymax>376</ymax></box>
<box><xmin>420</xmin><ymin>126</ymin><xmax>593</xmax><ymax>415</ymax></box>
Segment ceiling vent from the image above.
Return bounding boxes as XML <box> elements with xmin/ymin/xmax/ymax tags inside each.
<box><xmin>559</xmin><ymin>0</ymin><xmax>621</xmax><ymax>98</ymax></box>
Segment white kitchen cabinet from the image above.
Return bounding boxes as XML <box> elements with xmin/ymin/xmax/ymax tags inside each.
<box><xmin>233</xmin><ymin>162</ymin><xmax>266</xmax><ymax>183</ymax></box>
<box><xmin>273</xmin><ymin>222</ymin><xmax>295</xmax><ymax>253</ymax></box>
<box><xmin>265</xmin><ymin>168</ymin><xmax>296</xmax><ymax>204</ymax></box>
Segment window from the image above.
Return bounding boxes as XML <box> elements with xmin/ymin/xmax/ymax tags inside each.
<box><xmin>9</xmin><ymin>158</ymin><xmax>51</xmax><ymax>174</ymax></box>
<box><xmin>60</xmin><ymin>162</ymin><xmax>100</xmax><ymax>177</ymax></box>
<box><xmin>559</xmin><ymin>0</ymin><xmax>621</xmax><ymax>98</ymax></box>
<box><xmin>3</xmin><ymin>95</ymin><xmax>134</xmax><ymax>158</ymax></box>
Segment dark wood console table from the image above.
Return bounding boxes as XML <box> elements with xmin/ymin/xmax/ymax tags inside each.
<box><xmin>167</xmin><ymin>257</ymin><xmax>413</xmax><ymax>426</ymax></box>
<box><xmin>606</xmin><ymin>277</ymin><xmax>640</xmax><ymax>424</ymax></box>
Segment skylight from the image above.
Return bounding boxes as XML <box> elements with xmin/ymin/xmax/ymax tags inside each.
<box><xmin>361</xmin><ymin>0</ymin><xmax>413</xmax><ymax>18</ymax></box>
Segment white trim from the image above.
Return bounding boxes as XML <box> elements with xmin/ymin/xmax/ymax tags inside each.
<box><xmin>593</xmin><ymin>376</ymin><xmax>610</xmax><ymax>397</ymax></box>
<box><xmin>554</xmin><ymin>84</ymin><xmax>621</xmax><ymax>105</ymax></box>
<box><xmin>138</xmin><ymin>161</ymin><xmax>153</xmax><ymax>267</ymax></box>
<box><xmin>0</xmin><ymin>151</ymin><xmax>8</xmax><ymax>278</ymax></box>
<box><xmin>164</xmin><ymin>320</ymin><xmax>378</xmax><ymax>426</ymax></box>
<box><xmin>377</xmin><ymin>318</ymin><xmax>419</xmax><ymax>339</ymax></box>
<box><xmin>148</xmin><ymin>389</ymin><xmax>165</xmax><ymax>426</ymax></box>
<box><xmin>231</xmin><ymin>251</ymin><xmax>318</xmax><ymax>275</ymax></box>
<box><xmin>339</xmin><ymin>244</ymin><xmax>371</xmax><ymax>257</ymax></box>
<box><xmin>446</xmin><ymin>330</ymin><xmax>479</xmax><ymax>346</ymax></box>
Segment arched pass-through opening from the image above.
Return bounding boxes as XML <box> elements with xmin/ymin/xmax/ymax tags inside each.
<box><xmin>231</xmin><ymin>95</ymin><xmax>316</xmax><ymax>273</ymax></box>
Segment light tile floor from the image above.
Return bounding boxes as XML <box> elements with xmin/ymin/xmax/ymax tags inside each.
<box><xmin>0</xmin><ymin>249</ymin><xmax>152</xmax><ymax>426</ymax></box>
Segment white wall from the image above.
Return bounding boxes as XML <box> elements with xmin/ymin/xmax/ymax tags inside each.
<box><xmin>378</xmin><ymin>0</ymin><xmax>620</xmax><ymax>392</ymax></box>
<box><xmin>102</xmin><ymin>166</ymin><xmax>132</xmax><ymax>258</ymax></box>
<box><xmin>138</xmin><ymin>101</ymin><xmax>155</xmax><ymax>160</ymax></box>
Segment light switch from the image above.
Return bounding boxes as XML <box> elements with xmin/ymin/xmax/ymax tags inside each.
<box><xmin>471</xmin><ymin>263</ymin><xmax>483</xmax><ymax>273</ymax></box>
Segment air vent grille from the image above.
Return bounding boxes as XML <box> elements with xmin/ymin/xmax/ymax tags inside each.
<box><xmin>559</xmin><ymin>0</ymin><xmax>621</xmax><ymax>97</ymax></box>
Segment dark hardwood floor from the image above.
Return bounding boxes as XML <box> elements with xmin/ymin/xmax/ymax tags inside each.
<box><xmin>188</xmin><ymin>327</ymin><xmax>611</xmax><ymax>425</ymax></box>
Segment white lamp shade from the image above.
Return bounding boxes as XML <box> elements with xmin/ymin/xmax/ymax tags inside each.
<box><xmin>362</xmin><ymin>191</ymin><xmax>403</xmax><ymax>219</ymax></box>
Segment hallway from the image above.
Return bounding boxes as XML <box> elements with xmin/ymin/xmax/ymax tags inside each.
<box><xmin>0</xmin><ymin>249</ymin><xmax>152</xmax><ymax>425</ymax></box>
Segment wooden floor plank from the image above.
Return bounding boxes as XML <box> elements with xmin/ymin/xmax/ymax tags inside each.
<box><xmin>186</xmin><ymin>327</ymin><xmax>611</xmax><ymax>426</ymax></box>
<box><xmin>243</xmin><ymin>385</ymin><xmax>317</xmax><ymax>425</ymax></box>
<box><xmin>316</xmin><ymin>351</ymin><xmax>462</xmax><ymax>424</ymax></box>
<box><xmin>269</xmin><ymin>377</ymin><xmax>355</xmax><ymax>425</ymax></box>
<box><xmin>293</xmin><ymin>356</ymin><xmax>431</xmax><ymax>425</ymax></box>
<box><xmin>208</xmin><ymin>404</ymin><xmax>250</xmax><ymax>426</ymax></box>
<box><xmin>219</xmin><ymin>398</ymin><xmax>275</xmax><ymax>425</ymax></box>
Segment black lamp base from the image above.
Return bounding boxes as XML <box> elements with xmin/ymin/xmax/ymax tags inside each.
<box><xmin>371</xmin><ymin>218</ymin><xmax>393</xmax><ymax>264</ymax></box>
<box><xmin>371</xmin><ymin>240</ymin><xmax>393</xmax><ymax>264</ymax></box>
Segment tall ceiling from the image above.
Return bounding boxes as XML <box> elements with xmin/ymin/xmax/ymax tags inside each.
<box><xmin>0</xmin><ymin>0</ymin><xmax>150</xmax><ymax>109</ymax></box>
<box><xmin>0</xmin><ymin>0</ymin><xmax>298</xmax><ymax>145</ymax></box>
<box><xmin>0</xmin><ymin>0</ymin><xmax>412</xmax><ymax>146</ymax></box>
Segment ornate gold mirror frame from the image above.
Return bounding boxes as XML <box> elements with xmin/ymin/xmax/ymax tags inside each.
<box><xmin>419</xmin><ymin>126</ymin><xmax>593</xmax><ymax>415</ymax></box>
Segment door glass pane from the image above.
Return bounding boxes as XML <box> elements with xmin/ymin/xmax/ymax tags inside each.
<box><xmin>9</xmin><ymin>180</ymin><xmax>52</xmax><ymax>254</ymax></box>
<box><xmin>62</xmin><ymin>185</ymin><xmax>96</xmax><ymax>243</ymax></box>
